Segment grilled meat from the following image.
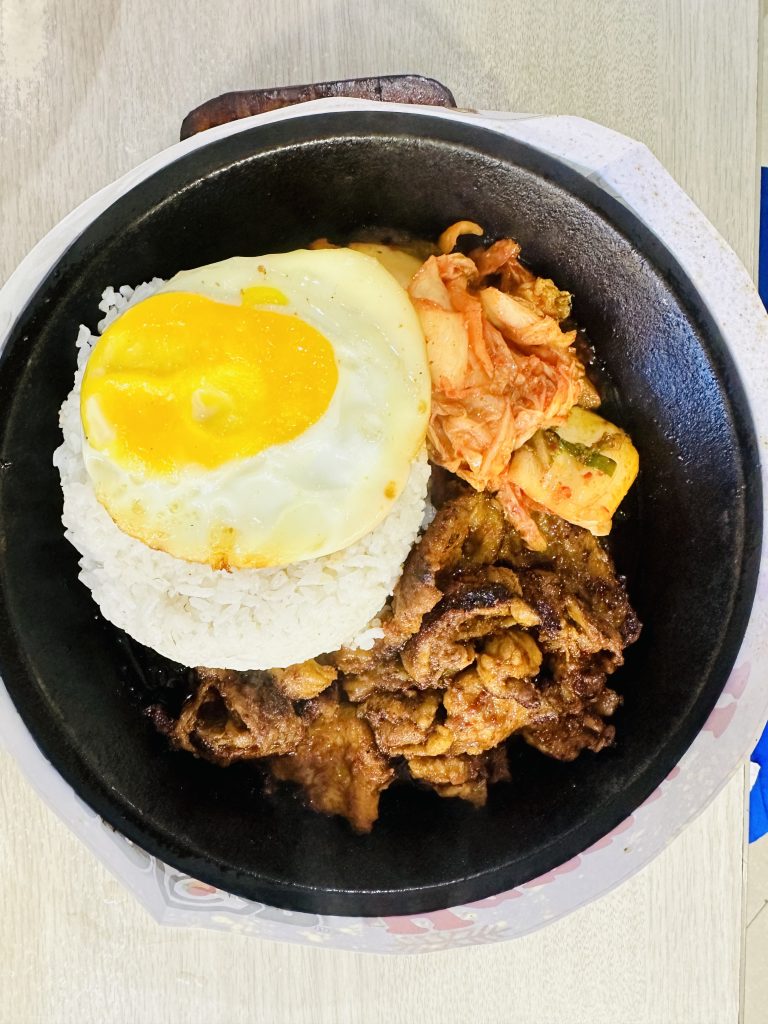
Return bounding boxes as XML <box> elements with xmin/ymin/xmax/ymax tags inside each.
<box><xmin>158</xmin><ymin>489</ymin><xmax>638</xmax><ymax>829</ymax></box>
<box><xmin>270</xmin><ymin>687</ymin><xmax>393</xmax><ymax>833</ymax></box>
<box><xmin>164</xmin><ymin>668</ymin><xmax>304</xmax><ymax>765</ymax></box>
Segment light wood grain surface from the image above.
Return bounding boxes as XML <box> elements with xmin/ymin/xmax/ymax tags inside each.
<box><xmin>0</xmin><ymin>2</ymin><xmax>760</xmax><ymax>1022</ymax></box>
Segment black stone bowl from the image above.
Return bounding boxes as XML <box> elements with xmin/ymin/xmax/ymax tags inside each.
<box><xmin>0</xmin><ymin>110</ymin><xmax>761</xmax><ymax>916</ymax></box>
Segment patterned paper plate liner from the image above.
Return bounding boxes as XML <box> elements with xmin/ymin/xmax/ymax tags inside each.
<box><xmin>1</xmin><ymin>101</ymin><xmax>767</xmax><ymax>954</ymax></box>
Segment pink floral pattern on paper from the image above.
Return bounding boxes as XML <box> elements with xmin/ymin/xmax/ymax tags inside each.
<box><xmin>703</xmin><ymin>702</ymin><xmax>738</xmax><ymax>738</ymax></box>
<box><xmin>725</xmin><ymin>661</ymin><xmax>751</xmax><ymax>699</ymax></box>
<box><xmin>381</xmin><ymin>916</ymin><xmax>431</xmax><ymax>935</ymax></box>
<box><xmin>390</xmin><ymin>922</ymin><xmax>509</xmax><ymax>952</ymax></box>
<box><xmin>383</xmin><ymin>908</ymin><xmax>474</xmax><ymax>935</ymax></box>
<box><xmin>466</xmin><ymin>889</ymin><xmax>523</xmax><ymax>909</ymax></box>
<box><xmin>703</xmin><ymin>662</ymin><xmax>751</xmax><ymax>738</ymax></box>
<box><xmin>588</xmin><ymin>815</ymin><xmax>636</xmax><ymax>852</ymax></box>
<box><xmin>185</xmin><ymin>880</ymin><xmax>218</xmax><ymax>898</ymax></box>
<box><xmin>520</xmin><ymin>854</ymin><xmax>583</xmax><ymax>890</ymax></box>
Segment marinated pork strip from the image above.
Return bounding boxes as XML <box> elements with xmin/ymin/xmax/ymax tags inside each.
<box><xmin>357</xmin><ymin>689</ymin><xmax>452</xmax><ymax>757</ymax></box>
<box><xmin>400</xmin><ymin>569</ymin><xmax>539</xmax><ymax>685</ymax></box>
<box><xmin>159</xmin><ymin>491</ymin><xmax>638</xmax><ymax>828</ymax></box>
<box><xmin>271</xmin><ymin>659</ymin><xmax>337</xmax><ymax>700</ymax></box>
<box><xmin>165</xmin><ymin>668</ymin><xmax>304</xmax><ymax>765</ymax></box>
<box><xmin>270</xmin><ymin>688</ymin><xmax>394</xmax><ymax>833</ymax></box>
<box><xmin>406</xmin><ymin>747</ymin><xmax>511</xmax><ymax>806</ymax></box>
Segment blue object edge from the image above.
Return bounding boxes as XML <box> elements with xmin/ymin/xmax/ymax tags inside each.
<box><xmin>750</xmin><ymin>722</ymin><xmax>768</xmax><ymax>842</ymax></box>
<box><xmin>746</xmin><ymin>169</ymin><xmax>768</xmax><ymax>841</ymax></box>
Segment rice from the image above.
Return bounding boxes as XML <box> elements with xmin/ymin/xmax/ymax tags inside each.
<box><xmin>54</xmin><ymin>281</ymin><xmax>430</xmax><ymax>671</ymax></box>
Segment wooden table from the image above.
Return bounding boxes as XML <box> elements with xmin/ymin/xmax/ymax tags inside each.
<box><xmin>0</xmin><ymin>2</ymin><xmax>759</xmax><ymax>1022</ymax></box>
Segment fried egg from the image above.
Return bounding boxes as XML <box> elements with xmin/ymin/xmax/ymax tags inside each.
<box><xmin>80</xmin><ymin>249</ymin><xmax>430</xmax><ymax>569</ymax></box>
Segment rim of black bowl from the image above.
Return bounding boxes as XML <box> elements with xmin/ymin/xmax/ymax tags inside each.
<box><xmin>0</xmin><ymin>109</ymin><xmax>762</xmax><ymax>916</ymax></box>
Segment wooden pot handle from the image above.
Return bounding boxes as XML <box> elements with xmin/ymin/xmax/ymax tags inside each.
<box><xmin>180</xmin><ymin>74</ymin><xmax>456</xmax><ymax>139</ymax></box>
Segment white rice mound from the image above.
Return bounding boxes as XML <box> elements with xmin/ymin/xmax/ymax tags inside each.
<box><xmin>53</xmin><ymin>281</ymin><xmax>430</xmax><ymax>671</ymax></box>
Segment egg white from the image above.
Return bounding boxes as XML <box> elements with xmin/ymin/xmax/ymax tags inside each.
<box><xmin>81</xmin><ymin>248</ymin><xmax>430</xmax><ymax>568</ymax></box>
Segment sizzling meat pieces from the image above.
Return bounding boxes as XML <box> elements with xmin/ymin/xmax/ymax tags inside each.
<box><xmin>161</xmin><ymin>489</ymin><xmax>639</xmax><ymax>830</ymax></box>
<box><xmin>270</xmin><ymin>688</ymin><xmax>394</xmax><ymax>833</ymax></box>
<box><xmin>442</xmin><ymin>667</ymin><xmax>536</xmax><ymax>756</ymax></box>
<box><xmin>159</xmin><ymin>668</ymin><xmax>304</xmax><ymax>766</ymax></box>
<box><xmin>272</xmin><ymin>659</ymin><xmax>338</xmax><ymax>700</ymax></box>
<box><xmin>407</xmin><ymin>748</ymin><xmax>511</xmax><ymax>806</ymax></box>
<box><xmin>400</xmin><ymin>567</ymin><xmax>539</xmax><ymax>685</ymax></box>
<box><xmin>358</xmin><ymin>689</ymin><xmax>452</xmax><ymax>757</ymax></box>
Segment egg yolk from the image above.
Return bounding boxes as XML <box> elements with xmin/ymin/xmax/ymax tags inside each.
<box><xmin>241</xmin><ymin>285</ymin><xmax>289</xmax><ymax>306</ymax></box>
<box><xmin>81</xmin><ymin>291</ymin><xmax>338</xmax><ymax>475</ymax></box>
